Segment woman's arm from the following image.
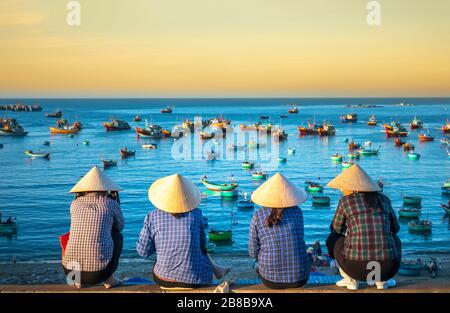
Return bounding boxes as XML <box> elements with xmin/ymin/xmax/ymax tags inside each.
<box><xmin>248</xmin><ymin>213</ymin><xmax>260</xmax><ymax>259</ymax></box>
<box><xmin>136</xmin><ymin>214</ymin><xmax>156</xmax><ymax>257</ymax></box>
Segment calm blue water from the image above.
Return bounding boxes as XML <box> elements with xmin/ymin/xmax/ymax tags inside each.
<box><xmin>0</xmin><ymin>98</ymin><xmax>449</xmax><ymax>262</ymax></box>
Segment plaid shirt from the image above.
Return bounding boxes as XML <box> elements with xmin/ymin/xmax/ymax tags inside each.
<box><xmin>249</xmin><ymin>207</ymin><xmax>310</xmax><ymax>283</ymax></box>
<box><xmin>332</xmin><ymin>193</ymin><xmax>400</xmax><ymax>261</ymax></box>
<box><xmin>136</xmin><ymin>208</ymin><xmax>212</xmax><ymax>285</ymax></box>
<box><xmin>63</xmin><ymin>193</ymin><xmax>124</xmax><ymax>272</ymax></box>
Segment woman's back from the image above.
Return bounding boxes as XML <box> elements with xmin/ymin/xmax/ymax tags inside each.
<box><xmin>249</xmin><ymin>207</ymin><xmax>310</xmax><ymax>283</ymax></box>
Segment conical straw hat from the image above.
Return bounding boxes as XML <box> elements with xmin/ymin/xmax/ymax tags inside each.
<box><xmin>251</xmin><ymin>173</ymin><xmax>307</xmax><ymax>208</ymax></box>
<box><xmin>327</xmin><ymin>164</ymin><xmax>381</xmax><ymax>192</ymax></box>
<box><xmin>148</xmin><ymin>174</ymin><xmax>201</xmax><ymax>214</ymax></box>
<box><xmin>69</xmin><ymin>166</ymin><xmax>122</xmax><ymax>193</ymax></box>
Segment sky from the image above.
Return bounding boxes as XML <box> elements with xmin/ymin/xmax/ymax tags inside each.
<box><xmin>0</xmin><ymin>0</ymin><xmax>449</xmax><ymax>98</ymax></box>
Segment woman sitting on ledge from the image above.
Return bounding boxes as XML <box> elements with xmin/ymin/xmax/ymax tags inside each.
<box><xmin>249</xmin><ymin>173</ymin><xmax>310</xmax><ymax>289</ymax></box>
<box><xmin>136</xmin><ymin>174</ymin><xmax>230</xmax><ymax>289</ymax></box>
<box><xmin>326</xmin><ymin>164</ymin><xmax>401</xmax><ymax>290</ymax></box>
<box><xmin>62</xmin><ymin>166</ymin><xmax>124</xmax><ymax>289</ymax></box>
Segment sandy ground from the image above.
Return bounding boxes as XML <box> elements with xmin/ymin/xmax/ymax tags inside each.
<box><xmin>0</xmin><ymin>253</ymin><xmax>449</xmax><ymax>291</ymax></box>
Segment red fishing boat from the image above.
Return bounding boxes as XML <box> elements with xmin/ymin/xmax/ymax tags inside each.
<box><xmin>298</xmin><ymin>120</ymin><xmax>318</xmax><ymax>135</ymax></box>
<box><xmin>394</xmin><ymin>138</ymin><xmax>405</xmax><ymax>147</ymax></box>
<box><xmin>317</xmin><ymin>122</ymin><xmax>336</xmax><ymax>137</ymax></box>
<box><xmin>103</xmin><ymin>119</ymin><xmax>131</xmax><ymax>131</ymax></box>
<box><xmin>120</xmin><ymin>148</ymin><xmax>135</xmax><ymax>158</ymax></box>
<box><xmin>441</xmin><ymin>119</ymin><xmax>450</xmax><ymax>134</ymax></box>
<box><xmin>418</xmin><ymin>133</ymin><xmax>434</xmax><ymax>142</ymax></box>
<box><xmin>102</xmin><ymin>159</ymin><xmax>117</xmax><ymax>168</ymax></box>
<box><xmin>403</xmin><ymin>142</ymin><xmax>415</xmax><ymax>151</ymax></box>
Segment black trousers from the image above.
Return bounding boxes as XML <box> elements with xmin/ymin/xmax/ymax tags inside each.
<box><xmin>63</xmin><ymin>230</ymin><xmax>123</xmax><ymax>285</ymax></box>
<box><xmin>326</xmin><ymin>233</ymin><xmax>401</xmax><ymax>281</ymax></box>
<box><xmin>152</xmin><ymin>266</ymin><xmax>209</xmax><ymax>289</ymax></box>
<box><xmin>260</xmin><ymin>276</ymin><xmax>309</xmax><ymax>289</ymax></box>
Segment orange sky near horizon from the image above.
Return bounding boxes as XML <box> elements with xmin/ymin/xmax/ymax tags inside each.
<box><xmin>1</xmin><ymin>0</ymin><xmax>450</xmax><ymax>97</ymax></box>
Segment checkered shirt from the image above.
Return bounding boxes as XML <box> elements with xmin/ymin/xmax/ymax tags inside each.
<box><xmin>249</xmin><ymin>207</ymin><xmax>310</xmax><ymax>283</ymax></box>
<box><xmin>136</xmin><ymin>208</ymin><xmax>213</xmax><ymax>285</ymax></box>
<box><xmin>332</xmin><ymin>192</ymin><xmax>400</xmax><ymax>261</ymax></box>
<box><xmin>62</xmin><ymin>193</ymin><xmax>124</xmax><ymax>272</ymax></box>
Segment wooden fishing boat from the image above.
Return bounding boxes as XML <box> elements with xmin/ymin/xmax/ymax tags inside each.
<box><xmin>367</xmin><ymin>115</ymin><xmax>377</xmax><ymax>126</ymax></box>
<box><xmin>208</xmin><ymin>230</ymin><xmax>232</xmax><ymax>242</ymax></box>
<box><xmin>403</xmin><ymin>142</ymin><xmax>415</xmax><ymax>151</ymax></box>
<box><xmin>288</xmin><ymin>105</ymin><xmax>299</xmax><ymax>114</ymax></box>
<box><xmin>120</xmin><ymin>148</ymin><xmax>135</xmax><ymax>158</ymax></box>
<box><xmin>103</xmin><ymin>120</ymin><xmax>131</xmax><ymax>131</ymax></box>
<box><xmin>341</xmin><ymin>161</ymin><xmax>354</xmax><ymax>168</ymax></box>
<box><xmin>0</xmin><ymin>217</ymin><xmax>17</xmax><ymax>235</ymax></box>
<box><xmin>358</xmin><ymin>148</ymin><xmax>379</xmax><ymax>156</ymax></box>
<box><xmin>403</xmin><ymin>196</ymin><xmax>422</xmax><ymax>206</ymax></box>
<box><xmin>409</xmin><ymin>114</ymin><xmax>423</xmax><ymax>130</ymax></box>
<box><xmin>408</xmin><ymin>219</ymin><xmax>432</xmax><ymax>233</ymax></box>
<box><xmin>102</xmin><ymin>159</ymin><xmax>117</xmax><ymax>168</ymax></box>
<box><xmin>161</xmin><ymin>106</ymin><xmax>172</xmax><ymax>114</ymax></box>
<box><xmin>340</xmin><ymin>113</ymin><xmax>358</xmax><ymax>123</ymax></box>
<box><xmin>0</xmin><ymin>118</ymin><xmax>28</xmax><ymax>136</ymax></box>
<box><xmin>135</xmin><ymin>122</ymin><xmax>163</xmax><ymax>138</ymax></box>
<box><xmin>297</xmin><ymin>121</ymin><xmax>319</xmax><ymax>135</ymax></box>
<box><xmin>394</xmin><ymin>138</ymin><xmax>405</xmax><ymax>147</ymax></box>
<box><xmin>133</xmin><ymin>115</ymin><xmax>142</xmax><ymax>122</ymax></box>
<box><xmin>312</xmin><ymin>196</ymin><xmax>331</xmax><ymax>205</ymax></box>
<box><xmin>252</xmin><ymin>171</ymin><xmax>267</xmax><ymax>180</ymax></box>
<box><xmin>220</xmin><ymin>190</ymin><xmax>238</xmax><ymax>198</ymax></box>
<box><xmin>317</xmin><ymin>122</ymin><xmax>336</xmax><ymax>136</ymax></box>
<box><xmin>201</xmin><ymin>177</ymin><xmax>238</xmax><ymax>192</ymax></box>
<box><xmin>162</xmin><ymin>129</ymin><xmax>172</xmax><ymax>138</ymax></box>
<box><xmin>441</xmin><ymin>119</ymin><xmax>450</xmax><ymax>134</ymax></box>
<box><xmin>238</xmin><ymin>199</ymin><xmax>254</xmax><ymax>209</ymax></box>
<box><xmin>288</xmin><ymin>148</ymin><xmax>296</xmax><ymax>155</ymax></box>
<box><xmin>272</xmin><ymin>129</ymin><xmax>288</xmax><ymax>141</ymax></box>
<box><xmin>242</xmin><ymin>161</ymin><xmax>254</xmax><ymax>170</ymax></box>
<box><xmin>348</xmin><ymin>142</ymin><xmax>361</xmax><ymax>151</ymax></box>
<box><xmin>399</xmin><ymin>262</ymin><xmax>422</xmax><ymax>276</ymax></box>
<box><xmin>398</xmin><ymin>208</ymin><xmax>421</xmax><ymax>218</ymax></box>
<box><xmin>330</xmin><ymin>154</ymin><xmax>343</xmax><ymax>162</ymax></box>
<box><xmin>385</xmin><ymin>128</ymin><xmax>409</xmax><ymax>138</ymax></box>
<box><xmin>72</xmin><ymin>121</ymin><xmax>82</xmax><ymax>130</ymax></box>
<box><xmin>24</xmin><ymin>150</ymin><xmax>50</xmax><ymax>158</ymax></box>
<box><xmin>45</xmin><ymin>110</ymin><xmax>62</xmax><ymax>118</ymax></box>
<box><xmin>305</xmin><ymin>181</ymin><xmax>324</xmax><ymax>193</ymax></box>
<box><xmin>408</xmin><ymin>152</ymin><xmax>421</xmax><ymax>160</ymax></box>
<box><xmin>142</xmin><ymin>143</ymin><xmax>157</xmax><ymax>149</ymax></box>
<box><xmin>418</xmin><ymin>133</ymin><xmax>434</xmax><ymax>142</ymax></box>
<box><xmin>347</xmin><ymin>152</ymin><xmax>360</xmax><ymax>159</ymax></box>
<box><xmin>49</xmin><ymin>127</ymin><xmax>79</xmax><ymax>134</ymax></box>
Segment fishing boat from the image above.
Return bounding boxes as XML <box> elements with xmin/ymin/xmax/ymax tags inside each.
<box><xmin>259</xmin><ymin>115</ymin><xmax>270</xmax><ymax>120</ymax></box>
<box><xmin>441</xmin><ymin>119</ymin><xmax>450</xmax><ymax>134</ymax></box>
<box><xmin>162</xmin><ymin>129</ymin><xmax>172</xmax><ymax>138</ymax></box>
<box><xmin>238</xmin><ymin>198</ymin><xmax>254</xmax><ymax>209</ymax></box>
<box><xmin>24</xmin><ymin>150</ymin><xmax>50</xmax><ymax>158</ymax></box>
<box><xmin>367</xmin><ymin>115</ymin><xmax>377</xmax><ymax>126</ymax></box>
<box><xmin>418</xmin><ymin>132</ymin><xmax>434</xmax><ymax>142</ymax></box>
<box><xmin>278</xmin><ymin>157</ymin><xmax>287</xmax><ymax>163</ymax></box>
<box><xmin>272</xmin><ymin>128</ymin><xmax>288</xmax><ymax>141</ymax></box>
<box><xmin>358</xmin><ymin>148</ymin><xmax>379</xmax><ymax>156</ymax></box>
<box><xmin>341</xmin><ymin>161</ymin><xmax>354</xmax><ymax>168</ymax></box>
<box><xmin>385</xmin><ymin>126</ymin><xmax>409</xmax><ymax>138</ymax></box>
<box><xmin>120</xmin><ymin>148</ymin><xmax>135</xmax><ymax>158</ymax></box>
<box><xmin>200</xmin><ymin>131</ymin><xmax>216</xmax><ymax>140</ymax></box>
<box><xmin>408</xmin><ymin>152</ymin><xmax>421</xmax><ymax>160</ymax></box>
<box><xmin>398</xmin><ymin>208</ymin><xmax>421</xmax><ymax>218</ymax></box>
<box><xmin>135</xmin><ymin>120</ymin><xmax>163</xmax><ymax>138</ymax></box>
<box><xmin>0</xmin><ymin>217</ymin><xmax>17</xmax><ymax>235</ymax></box>
<box><xmin>330</xmin><ymin>153</ymin><xmax>343</xmax><ymax>162</ymax></box>
<box><xmin>251</xmin><ymin>171</ymin><xmax>267</xmax><ymax>180</ymax></box>
<box><xmin>133</xmin><ymin>115</ymin><xmax>142</xmax><ymax>122</ymax></box>
<box><xmin>403</xmin><ymin>142</ymin><xmax>415</xmax><ymax>151</ymax></box>
<box><xmin>220</xmin><ymin>190</ymin><xmax>238</xmax><ymax>198</ymax></box>
<box><xmin>201</xmin><ymin>177</ymin><xmax>238</xmax><ymax>192</ymax></box>
<box><xmin>208</xmin><ymin>230</ymin><xmax>232</xmax><ymax>242</ymax></box>
<box><xmin>297</xmin><ymin>120</ymin><xmax>319</xmax><ymax>136</ymax></box>
<box><xmin>347</xmin><ymin>152</ymin><xmax>360</xmax><ymax>159</ymax></box>
<box><xmin>288</xmin><ymin>148</ymin><xmax>296</xmax><ymax>155</ymax></box>
<box><xmin>409</xmin><ymin>114</ymin><xmax>423</xmax><ymax>130</ymax></box>
<box><xmin>102</xmin><ymin>159</ymin><xmax>117</xmax><ymax>168</ymax></box>
<box><xmin>399</xmin><ymin>261</ymin><xmax>422</xmax><ymax>276</ymax></box>
<box><xmin>340</xmin><ymin>113</ymin><xmax>358</xmax><ymax>123</ymax></box>
<box><xmin>305</xmin><ymin>181</ymin><xmax>324</xmax><ymax>193</ymax></box>
<box><xmin>443</xmin><ymin>179</ymin><xmax>450</xmax><ymax>188</ymax></box>
<box><xmin>161</xmin><ymin>106</ymin><xmax>172</xmax><ymax>114</ymax></box>
<box><xmin>288</xmin><ymin>105</ymin><xmax>299</xmax><ymax>114</ymax></box>
<box><xmin>312</xmin><ymin>196</ymin><xmax>331</xmax><ymax>206</ymax></box>
<box><xmin>348</xmin><ymin>141</ymin><xmax>361</xmax><ymax>151</ymax></box>
<box><xmin>45</xmin><ymin>109</ymin><xmax>62</xmax><ymax>118</ymax></box>
<box><xmin>72</xmin><ymin>121</ymin><xmax>82</xmax><ymax>130</ymax></box>
<box><xmin>142</xmin><ymin>143</ymin><xmax>157</xmax><ymax>149</ymax></box>
<box><xmin>408</xmin><ymin>219</ymin><xmax>432</xmax><ymax>233</ymax></box>
<box><xmin>317</xmin><ymin>121</ymin><xmax>336</xmax><ymax>136</ymax></box>
<box><xmin>242</xmin><ymin>161</ymin><xmax>254</xmax><ymax>170</ymax></box>
<box><xmin>0</xmin><ymin>118</ymin><xmax>28</xmax><ymax>136</ymax></box>
<box><xmin>403</xmin><ymin>196</ymin><xmax>422</xmax><ymax>206</ymax></box>
<box><xmin>103</xmin><ymin>120</ymin><xmax>131</xmax><ymax>131</ymax></box>
<box><xmin>49</xmin><ymin>126</ymin><xmax>79</xmax><ymax>134</ymax></box>
<box><xmin>394</xmin><ymin>138</ymin><xmax>405</xmax><ymax>147</ymax></box>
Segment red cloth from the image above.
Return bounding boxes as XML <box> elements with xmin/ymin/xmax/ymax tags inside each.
<box><xmin>59</xmin><ymin>232</ymin><xmax>70</xmax><ymax>258</ymax></box>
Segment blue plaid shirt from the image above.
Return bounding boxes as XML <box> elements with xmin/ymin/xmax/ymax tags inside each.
<box><xmin>249</xmin><ymin>206</ymin><xmax>310</xmax><ymax>283</ymax></box>
<box><xmin>136</xmin><ymin>208</ymin><xmax>212</xmax><ymax>285</ymax></box>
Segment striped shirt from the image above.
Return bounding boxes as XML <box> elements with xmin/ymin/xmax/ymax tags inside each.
<box><xmin>249</xmin><ymin>207</ymin><xmax>310</xmax><ymax>283</ymax></box>
<box><xmin>136</xmin><ymin>208</ymin><xmax>212</xmax><ymax>285</ymax></box>
<box><xmin>63</xmin><ymin>193</ymin><xmax>124</xmax><ymax>272</ymax></box>
<box><xmin>332</xmin><ymin>192</ymin><xmax>400</xmax><ymax>261</ymax></box>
